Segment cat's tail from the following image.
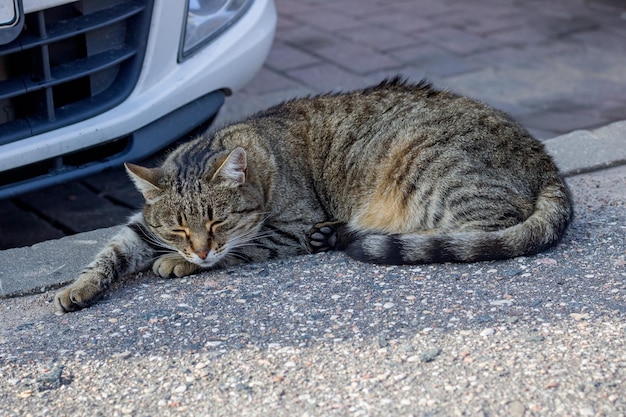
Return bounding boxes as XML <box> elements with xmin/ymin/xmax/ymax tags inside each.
<box><xmin>345</xmin><ymin>182</ymin><xmax>573</xmax><ymax>264</ymax></box>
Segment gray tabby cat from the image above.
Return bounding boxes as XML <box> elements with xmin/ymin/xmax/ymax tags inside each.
<box><xmin>55</xmin><ymin>78</ymin><xmax>572</xmax><ymax>313</ymax></box>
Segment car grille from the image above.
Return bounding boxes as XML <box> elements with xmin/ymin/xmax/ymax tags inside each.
<box><xmin>0</xmin><ymin>0</ymin><xmax>154</xmax><ymax>146</ymax></box>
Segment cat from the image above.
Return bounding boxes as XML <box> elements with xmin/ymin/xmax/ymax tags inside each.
<box><xmin>54</xmin><ymin>77</ymin><xmax>572</xmax><ymax>313</ymax></box>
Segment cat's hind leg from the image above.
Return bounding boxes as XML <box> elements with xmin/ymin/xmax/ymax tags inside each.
<box><xmin>306</xmin><ymin>221</ymin><xmax>352</xmax><ymax>253</ymax></box>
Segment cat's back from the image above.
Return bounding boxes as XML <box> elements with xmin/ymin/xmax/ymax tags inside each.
<box><xmin>262</xmin><ymin>79</ymin><xmax>553</xmax><ymax>210</ymax></box>
<box><xmin>201</xmin><ymin>79</ymin><xmax>564</xmax><ymax>229</ymax></box>
<box><xmin>259</xmin><ymin>78</ymin><xmax>542</xmax><ymax>169</ymax></box>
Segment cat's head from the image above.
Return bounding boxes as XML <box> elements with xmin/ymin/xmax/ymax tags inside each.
<box><xmin>125</xmin><ymin>147</ymin><xmax>266</xmax><ymax>268</ymax></box>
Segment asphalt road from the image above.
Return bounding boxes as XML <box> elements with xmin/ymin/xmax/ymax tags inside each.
<box><xmin>1</xmin><ymin>166</ymin><xmax>624</xmax><ymax>416</ymax></box>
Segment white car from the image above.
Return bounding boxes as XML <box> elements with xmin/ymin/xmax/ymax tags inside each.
<box><xmin>0</xmin><ymin>0</ymin><xmax>276</xmax><ymax>198</ymax></box>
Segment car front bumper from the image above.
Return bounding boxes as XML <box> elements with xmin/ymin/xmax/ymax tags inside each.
<box><xmin>0</xmin><ymin>0</ymin><xmax>276</xmax><ymax>199</ymax></box>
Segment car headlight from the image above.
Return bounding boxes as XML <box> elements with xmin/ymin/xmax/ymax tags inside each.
<box><xmin>180</xmin><ymin>0</ymin><xmax>253</xmax><ymax>60</ymax></box>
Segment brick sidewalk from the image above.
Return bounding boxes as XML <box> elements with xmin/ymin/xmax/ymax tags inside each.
<box><xmin>218</xmin><ymin>0</ymin><xmax>626</xmax><ymax>140</ymax></box>
<box><xmin>1</xmin><ymin>0</ymin><xmax>625</xmax><ymax>249</ymax></box>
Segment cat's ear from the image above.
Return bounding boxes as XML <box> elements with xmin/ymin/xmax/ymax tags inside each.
<box><xmin>124</xmin><ymin>163</ymin><xmax>164</xmax><ymax>202</ymax></box>
<box><xmin>211</xmin><ymin>147</ymin><xmax>247</xmax><ymax>186</ymax></box>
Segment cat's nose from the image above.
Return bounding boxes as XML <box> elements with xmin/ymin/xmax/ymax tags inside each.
<box><xmin>196</xmin><ymin>249</ymin><xmax>209</xmax><ymax>260</ymax></box>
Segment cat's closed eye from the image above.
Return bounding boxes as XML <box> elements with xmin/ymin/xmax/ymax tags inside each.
<box><xmin>206</xmin><ymin>220</ymin><xmax>225</xmax><ymax>234</ymax></box>
<box><xmin>171</xmin><ymin>228</ymin><xmax>190</xmax><ymax>239</ymax></box>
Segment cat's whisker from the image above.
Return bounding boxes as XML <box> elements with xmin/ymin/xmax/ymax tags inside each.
<box><xmin>244</xmin><ymin>231</ymin><xmax>278</xmax><ymax>242</ymax></box>
<box><xmin>225</xmin><ymin>251</ymin><xmax>253</xmax><ymax>264</ymax></box>
<box><xmin>227</xmin><ymin>227</ymin><xmax>278</xmax><ymax>252</ymax></box>
<box><xmin>134</xmin><ymin>225</ymin><xmax>177</xmax><ymax>253</ymax></box>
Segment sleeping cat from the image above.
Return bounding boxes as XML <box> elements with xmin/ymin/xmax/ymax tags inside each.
<box><xmin>54</xmin><ymin>78</ymin><xmax>572</xmax><ymax>313</ymax></box>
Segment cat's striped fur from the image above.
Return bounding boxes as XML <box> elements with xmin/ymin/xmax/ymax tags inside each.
<box><xmin>55</xmin><ymin>78</ymin><xmax>572</xmax><ymax>313</ymax></box>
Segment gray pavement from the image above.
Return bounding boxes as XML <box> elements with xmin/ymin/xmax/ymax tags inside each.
<box><xmin>1</xmin><ymin>0</ymin><xmax>626</xmax><ymax>415</ymax></box>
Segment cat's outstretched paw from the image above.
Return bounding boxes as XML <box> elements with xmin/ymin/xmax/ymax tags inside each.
<box><xmin>54</xmin><ymin>272</ymin><xmax>105</xmax><ymax>314</ymax></box>
<box><xmin>307</xmin><ymin>221</ymin><xmax>348</xmax><ymax>253</ymax></box>
<box><xmin>153</xmin><ymin>253</ymin><xmax>200</xmax><ymax>278</ymax></box>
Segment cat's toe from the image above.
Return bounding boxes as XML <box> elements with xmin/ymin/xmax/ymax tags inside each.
<box><xmin>54</xmin><ymin>280</ymin><xmax>101</xmax><ymax>314</ymax></box>
<box><xmin>172</xmin><ymin>261</ymin><xmax>200</xmax><ymax>277</ymax></box>
<box><xmin>153</xmin><ymin>256</ymin><xmax>176</xmax><ymax>278</ymax></box>
<box><xmin>54</xmin><ymin>288</ymin><xmax>77</xmax><ymax>314</ymax></box>
<box><xmin>153</xmin><ymin>254</ymin><xmax>199</xmax><ymax>278</ymax></box>
<box><xmin>309</xmin><ymin>232</ymin><xmax>327</xmax><ymax>246</ymax></box>
<box><xmin>307</xmin><ymin>223</ymin><xmax>339</xmax><ymax>253</ymax></box>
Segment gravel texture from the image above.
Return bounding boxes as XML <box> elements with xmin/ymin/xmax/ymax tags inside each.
<box><xmin>0</xmin><ymin>166</ymin><xmax>624</xmax><ymax>416</ymax></box>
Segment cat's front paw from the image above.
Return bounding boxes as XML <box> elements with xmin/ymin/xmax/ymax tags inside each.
<box><xmin>54</xmin><ymin>272</ymin><xmax>104</xmax><ymax>314</ymax></box>
<box><xmin>153</xmin><ymin>253</ymin><xmax>201</xmax><ymax>278</ymax></box>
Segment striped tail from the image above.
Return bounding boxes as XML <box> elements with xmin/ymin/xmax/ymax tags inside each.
<box><xmin>345</xmin><ymin>182</ymin><xmax>573</xmax><ymax>264</ymax></box>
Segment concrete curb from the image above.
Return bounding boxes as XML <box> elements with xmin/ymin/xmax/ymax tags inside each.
<box><xmin>1</xmin><ymin>121</ymin><xmax>624</xmax><ymax>299</ymax></box>
<box><xmin>544</xmin><ymin>120</ymin><xmax>626</xmax><ymax>177</ymax></box>
<box><xmin>0</xmin><ymin>227</ymin><xmax>120</xmax><ymax>298</ymax></box>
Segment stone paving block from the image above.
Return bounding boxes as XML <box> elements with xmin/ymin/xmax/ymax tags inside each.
<box><xmin>469</xmin><ymin>46</ymin><xmax>534</xmax><ymax>69</ymax></box>
<box><xmin>286</xmin><ymin>63</ymin><xmax>373</xmax><ymax>92</ymax></box>
<box><xmin>447</xmin><ymin>60</ymin><xmax>605</xmax><ymax>106</ymax></box>
<box><xmin>570</xmin><ymin>30</ymin><xmax>626</xmax><ymax>54</ymax></box>
<box><xmin>265</xmin><ymin>42</ymin><xmax>321</xmax><ymax>71</ymax></box>
<box><xmin>443</xmin><ymin>67</ymin><xmax>536</xmax><ymax>104</ymax></box>
<box><xmin>81</xmin><ymin>168</ymin><xmax>143</xmax><ymax>210</ymax></box>
<box><xmin>278</xmin><ymin>26</ymin><xmax>340</xmax><ymax>51</ymax></box>
<box><xmin>295</xmin><ymin>9</ymin><xmax>363</xmax><ymax>32</ymax></box>
<box><xmin>312</xmin><ymin>42</ymin><xmax>401</xmax><ymax>75</ymax></box>
<box><xmin>518</xmin><ymin>96</ymin><xmax>590</xmax><ymax>113</ymax></box>
<box><xmin>275</xmin><ymin>14</ymin><xmax>300</xmax><ymax>31</ymax></box>
<box><xmin>427</xmin><ymin>4</ymin><xmax>525</xmax><ymax>34</ymax></box>
<box><xmin>607</xmin><ymin>25</ymin><xmax>626</xmax><ymax>39</ymax></box>
<box><xmin>0</xmin><ymin>201</ymin><xmax>64</xmax><ymax>249</ymax></box>
<box><xmin>391</xmin><ymin>44</ymin><xmax>482</xmax><ymax>78</ymax></box>
<box><xmin>213</xmin><ymin>87</ymin><xmax>314</xmax><ymax>127</ymax></box>
<box><xmin>416</xmin><ymin>27</ymin><xmax>496</xmax><ymax>55</ymax></box>
<box><xmin>554</xmin><ymin>78</ymin><xmax>626</xmax><ymax>108</ymax></box>
<box><xmin>488</xmin><ymin>26</ymin><xmax>553</xmax><ymax>46</ymax></box>
<box><xmin>599</xmin><ymin>104</ymin><xmax>626</xmax><ymax>121</ymax></box>
<box><xmin>528</xmin><ymin>0</ymin><xmax>596</xmax><ymax>19</ymax></box>
<box><xmin>389</xmin><ymin>0</ymin><xmax>458</xmax><ymax>18</ymax></box>
<box><xmin>530</xmin><ymin>15</ymin><xmax>599</xmax><ymax>37</ymax></box>
<box><xmin>553</xmin><ymin>48</ymin><xmax>626</xmax><ymax>78</ymax></box>
<box><xmin>272</xmin><ymin>0</ymin><xmax>318</xmax><ymax>17</ymax></box>
<box><xmin>362</xmin><ymin>10</ymin><xmax>436</xmax><ymax>34</ymax></box>
<box><xmin>586</xmin><ymin>0</ymin><xmax>626</xmax><ymax>14</ymax></box>
<box><xmin>476</xmin><ymin>15</ymin><xmax>533</xmax><ymax>35</ymax></box>
<box><xmin>239</xmin><ymin>68</ymin><xmax>304</xmax><ymax>95</ymax></box>
<box><xmin>516</xmin><ymin>107</ymin><xmax>611</xmax><ymax>134</ymax></box>
<box><xmin>324</xmin><ymin>0</ymin><xmax>392</xmax><ymax>19</ymax></box>
<box><xmin>337</xmin><ymin>25</ymin><xmax>418</xmax><ymax>52</ymax></box>
<box><xmin>470</xmin><ymin>41</ymin><xmax>581</xmax><ymax>69</ymax></box>
<box><xmin>16</xmin><ymin>182</ymin><xmax>134</xmax><ymax>234</ymax></box>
